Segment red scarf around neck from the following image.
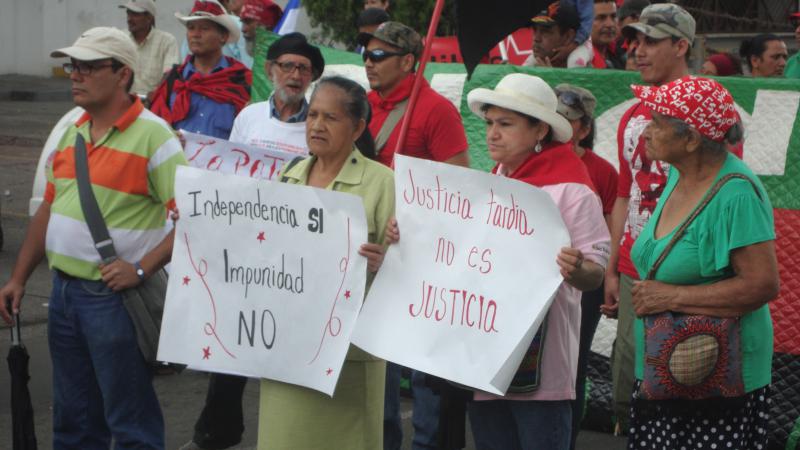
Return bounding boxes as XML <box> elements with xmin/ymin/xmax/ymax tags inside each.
<box><xmin>150</xmin><ymin>55</ymin><xmax>252</xmax><ymax>126</ymax></box>
<box><xmin>493</xmin><ymin>141</ymin><xmax>597</xmax><ymax>192</ymax></box>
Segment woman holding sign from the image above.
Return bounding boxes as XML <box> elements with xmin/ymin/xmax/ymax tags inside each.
<box><xmin>463</xmin><ymin>73</ymin><xmax>610</xmax><ymax>449</ymax></box>
<box><xmin>626</xmin><ymin>76</ymin><xmax>777</xmax><ymax>450</ymax></box>
<box><xmin>256</xmin><ymin>76</ymin><xmax>395</xmax><ymax>449</ymax></box>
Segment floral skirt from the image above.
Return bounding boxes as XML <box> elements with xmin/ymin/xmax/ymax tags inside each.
<box><xmin>627</xmin><ymin>380</ymin><xmax>770</xmax><ymax>450</ymax></box>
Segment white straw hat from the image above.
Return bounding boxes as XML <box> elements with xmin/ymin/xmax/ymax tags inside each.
<box><xmin>467</xmin><ymin>73</ymin><xmax>573</xmax><ymax>143</ymax></box>
<box><xmin>175</xmin><ymin>0</ymin><xmax>240</xmax><ymax>44</ymax></box>
<box><xmin>50</xmin><ymin>27</ymin><xmax>139</xmax><ymax>72</ymax></box>
<box><xmin>119</xmin><ymin>0</ymin><xmax>157</xmax><ymax>16</ymax></box>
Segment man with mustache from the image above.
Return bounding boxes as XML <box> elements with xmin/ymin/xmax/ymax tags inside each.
<box><xmin>119</xmin><ymin>0</ymin><xmax>179</xmax><ymax>98</ymax></box>
<box><xmin>150</xmin><ymin>0</ymin><xmax>251</xmax><ymax>141</ymax></box>
<box><xmin>356</xmin><ymin>20</ymin><xmax>469</xmax><ymax>450</ymax></box>
<box><xmin>178</xmin><ymin>32</ymin><xmax>322</xmax><ymax>450</ymax></box>
<box><xmin>1</xmin><ymin>27</ymin><xmax>187</xmax><ymax>448</ymax></box>
<box><xmin>525</xmin><ymin>1</ymin><xmax>593</xmax><ymax>68</ymax></box>
<box><xmin>591</xmin><ymin>0</ymin><xmax>625</xmax><ymax>69</ymax></box>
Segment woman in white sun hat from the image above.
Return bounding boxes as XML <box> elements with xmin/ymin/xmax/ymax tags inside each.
<box><xmin>464</xmin><ymin>73</ymin><xmax>610</xmax><ymax>449</ymax></box>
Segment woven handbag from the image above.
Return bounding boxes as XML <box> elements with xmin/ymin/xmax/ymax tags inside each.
<box><xmin>639</xmin><ymin>173</ymin><xmax>761</xmax><ymax>400</ymax></box>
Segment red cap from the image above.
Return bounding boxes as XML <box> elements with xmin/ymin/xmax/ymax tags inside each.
<box><xmin>631</xmin><ymin>76</ymin><xmax>738</xmax><ymax>142</ymax></box>
<box><xmin>240</xmin><ymin>0</ymin><xmax>283</xmax><ymax>29</ymax></box>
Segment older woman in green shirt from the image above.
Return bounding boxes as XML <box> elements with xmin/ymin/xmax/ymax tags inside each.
<box><xmin>257</xmin><ymin>76</ymin><xmax>395</xmax><ymax>449</ymax></box>
<box><xmin>627</xmin><ymin>76</ymin><xmax>779</xmax><ymax>450</ymax></box>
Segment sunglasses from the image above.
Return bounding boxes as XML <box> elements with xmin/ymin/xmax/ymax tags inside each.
<box><xmin>362</xmin><ymin>48</ymin><xmax>408</xmax><ymax>63</ymax></box>
<box><xmin>557</xmin><ymin>91</ymin><xmax>587</xmax><ymax>114</ymax></box>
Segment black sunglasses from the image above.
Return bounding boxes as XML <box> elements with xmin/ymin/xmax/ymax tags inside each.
<box><xmin>558</xmin><ymin>90</ymin><xmax>586</xmax><ymax>113</ymax></box>
<box><xmin>362</xmin><ymin>48</ymin><xmax>408</xmax><ymax>63</ymax></box>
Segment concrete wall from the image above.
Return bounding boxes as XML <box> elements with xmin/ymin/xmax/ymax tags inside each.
<box><xmin>0</xmin><ymin>0</ymin><xmax>312</xmax><ymax>76</ymax></box>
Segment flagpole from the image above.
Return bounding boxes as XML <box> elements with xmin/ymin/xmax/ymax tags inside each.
<box><xmin>391</xmin><ymin>0</ymin><xmax>446</xmax><ymax>165</ymax></box>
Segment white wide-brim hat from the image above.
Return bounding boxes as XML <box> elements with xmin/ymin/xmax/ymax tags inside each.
<box><xmin>467</xmin><ymin>73</ymin><xmax>573</xmax><ymax>143</ymax></box>
<box><xmin>175</xmin><ymin>0</ymin><xmax>240</xmax><ymax>44</ymax></box>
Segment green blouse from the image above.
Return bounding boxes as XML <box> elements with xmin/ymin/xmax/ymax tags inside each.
<box><xmin>630</xmin><ymin>153</ymin><xmax>775</xmax><ymax>392</ymax></box>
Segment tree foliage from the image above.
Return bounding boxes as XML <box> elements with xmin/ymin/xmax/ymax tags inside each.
<box><xmin>303</xmin><ymin>0</ymin><xmax>459</xmax><ymax>49</ymax></box>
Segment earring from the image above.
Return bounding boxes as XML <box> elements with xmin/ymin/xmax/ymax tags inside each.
<box><xmin>534</xmin><ymin>141</ymin><xmax>542</xmax><ymax>153</ymax></box>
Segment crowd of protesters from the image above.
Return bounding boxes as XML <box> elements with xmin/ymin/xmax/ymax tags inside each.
<box><xmin>0</xmin><ymin>0</ymin><xmax>793</xmax><ymax>449</ymax></box>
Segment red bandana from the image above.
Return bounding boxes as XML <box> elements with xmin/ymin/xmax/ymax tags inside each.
<box><xmin>368</xmin><ymin>73</ymin><xmax>416</xmax><ymax>114</ymax></box>
<box><xmin>631</xmin><ymin>75</ymin><xmax>737</xmax><ymax>142</ymax></box>
<box><xmin>492</xmin><ymin>141</ymin><xmax>596</xmax><ymax>191</ymax></box>
<box><xmin>191</xmin><ymin>0</ymin><xmax>226</xmax><ymax>16</ymax></box>
<box><xmin>150</xmin><ymin>56</ymin><xmax>252</xmax><ymax>126</ymax></box>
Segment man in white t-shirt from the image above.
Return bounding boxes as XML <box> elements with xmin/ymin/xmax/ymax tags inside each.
<box><xmin>229</xmin><ymin>32</ymin><xmax>324</xmax><ymax>154</ymax></box>
<box><xmin>180</xmin><ymin>32</ymin><xmax>323</xmax><ymax>450</ymax></box>
<box><xmin>524</xmin><ymin>1</ymin><xmax>593</xmax><ymax>68</ymax></box>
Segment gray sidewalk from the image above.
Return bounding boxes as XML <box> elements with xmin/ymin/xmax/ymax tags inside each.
<box><xmin>0</xmin><ymin>74</ymin><xmax>626</xmax><ymax>450</ymax></box>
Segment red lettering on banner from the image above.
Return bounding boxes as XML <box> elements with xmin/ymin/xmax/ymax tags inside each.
<box><xmin>231</xmin><ymin>148</ymin><xmax>250</xmax><ymax>174</ymax></box>
<box><xmin>187</xmin><ymin>139</ymin><xmax>216</xmax><ymax>162</ymax></box>
<box><xmin>402</xmin><ymin>169</ymin><xmax>474</xmax><ymax>220</ymax></box>
<box><xmin>207</xmin><ymin>155</ymin><xmax>223</xmax><ymax>171</ymax></box>
<box><xmin>410</xmin><ymin>281</ymin><xmax>499</xmax><ymax>333</ymax></box>
<box><xmin>467</xmin><ymin>246</ymin><xmax>493</xmax><ymax>274</ymax></box>
<box><xmin>486</xmin><ymin>190</ymin><xmax>534</xmax><ymax>236</ymax></box>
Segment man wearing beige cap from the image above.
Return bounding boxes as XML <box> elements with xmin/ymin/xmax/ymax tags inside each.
<box><xmin>120</xmin><ymin>0</ymin><xmax>179</xmax><ymax>97</ymax></box>
<box><xmin>0</xmin><ymin>26</ymin><xmax>188</xmax><ymax>449</ymax></box>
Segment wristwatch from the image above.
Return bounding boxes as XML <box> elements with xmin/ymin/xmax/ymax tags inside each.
<box><xmin>134</xmin><ymin>261</ymin><xmax>146</xmax><ymax>282</ymax></box>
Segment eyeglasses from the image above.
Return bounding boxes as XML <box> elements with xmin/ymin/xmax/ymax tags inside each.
<box><xmin>62</xmin><ymin>62</ymin><xmax>116</xmax><ymax>76</ymax></box>
<box><xmin>362</xmin><ymin>49</ymin><xmax>408</xmax><ymax>63</ymax></box>
<box><xmin>274</xmin><ymin>61</ymin><xmax>313</xmax><ymax>77</ymax></box>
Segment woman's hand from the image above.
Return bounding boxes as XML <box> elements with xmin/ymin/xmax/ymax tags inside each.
<box><xmin>359</xmin><ymin>243</ymin><xmax>385</xmax><ymax>273</ymax></box>
<box><xmin>601</xmin><ymin>271</ymin><xmax>620</xmax><ymax>318</ymax></box>
<box><xmin>631</xmin><ymin>280</ymin><xmax>678</xmax><ymax>316</ymax></box>
<box><xmin>557</xmin><ymin>247</ymin><xmax>604</xmax><ymax>291</ymax></box>
<box><xmin>384</xmin><ymin>217</ymin><xmax>400</xmax><ymax>245</ymax></box>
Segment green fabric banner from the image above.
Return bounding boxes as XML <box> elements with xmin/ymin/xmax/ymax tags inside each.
<box><xmin>252</xmin><ymin>29</ymin><xmax>800</xmax><ymax>209</ymax></box>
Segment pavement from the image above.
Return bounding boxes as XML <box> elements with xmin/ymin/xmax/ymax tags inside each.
<box><xmin>0</xmin><ymin>74</ymin><xmax>627</xmax><ymax>450</ymax></box>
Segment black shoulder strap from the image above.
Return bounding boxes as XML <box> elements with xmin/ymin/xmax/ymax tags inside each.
<box><xmin>647</xmin><ymin>173</ymin><xmax>761</xmax><ymax>280</ymax></box>
<box><xmin>279</xmin><ymin>156</ymin><xmax>305</xmax><ymax>183</ymax></box>
<box><xmin>74</xmin><ymin>134</ymin><xmax>118</xmax><ymax>263</ymax></box>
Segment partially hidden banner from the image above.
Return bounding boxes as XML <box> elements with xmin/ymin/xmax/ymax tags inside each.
<box><xmin>351</xmin><ymin>155</ymin><xmax>570</xmax><ymax>395</ymax></box>
<box><xmin>181</xmin><ymin>131</ymin><xmax>301</xmax><ymax>181</ymax></box>
<box><xmin>158</xmin><ymin>166</ymin><xmax>368</xmax><ymax>396</ymax></box>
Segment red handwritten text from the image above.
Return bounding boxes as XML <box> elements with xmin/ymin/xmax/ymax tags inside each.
<box><xmin>409</xmin><ymin>281</ymin><xmax>499</xmax><ymax>333</ymax></box>
<box><xmin>402</xmin><ymin>169</ymin><xmax>474</xmax><ymax>220</ymax></box>
<box><xmin>486</xmin><ymin>190</ymin><xmax>534</xmax><ymax>236</ymax></box>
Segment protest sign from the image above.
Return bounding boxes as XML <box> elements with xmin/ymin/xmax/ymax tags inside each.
<box><xmin>182</xmin><ymin>130</ymin><xmax>303</xmax><ymax>181</ymax></box>
<box><xmin>158</xmin><ymin>166</ymin><xmax>368</xmax><ymax>396</ymax></box>
<box><xmin>351</xmin><ymin>155</ymin><xmax>570</xmax><ymax>395</ymax></box>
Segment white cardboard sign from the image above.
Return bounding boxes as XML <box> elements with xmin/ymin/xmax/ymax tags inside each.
<box><xmin>351</xmin><ymin>155</ymin><xmax>570</xmax><ymax>395</ymax></box>
<box><xmin>182</xmin><ymin>131</ymin><xmax>301</xmax><ymax>180</ymax></box>
<box><xmin>158</xmin><ymin>166</ymin><xmax>368</xmax><ymax>396</ymax></box>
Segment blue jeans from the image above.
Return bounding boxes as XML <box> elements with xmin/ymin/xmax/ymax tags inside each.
<box><xmin>384</xmin><ymin>363</ymin><xmax>441</xmax><ymax>450</ymax></box>
<box><xmin>467</xmin><ymin>399</ymin><xmax>571</xmax><ymax>450</ymax></box>
<box><xmin>48</xmin><ymin>273</ymin><xmax>164</xmax><ymax>450</ymax></box>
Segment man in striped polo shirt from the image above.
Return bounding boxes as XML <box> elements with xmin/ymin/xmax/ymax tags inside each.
<box><xmin>0</xmin><ymin>27</ymin><xmax>187</xmax><ymax>449</ymax></box>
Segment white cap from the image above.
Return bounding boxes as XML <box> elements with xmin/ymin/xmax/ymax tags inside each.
<box><xmin>50</xmin><ymin>27</ymin><xmax>139</xmax><ymax>72</ymax></box>
<box><xmin>119</xmin><ymin>0</ymin><xmax>157</xmax><ymax>16</ymax></box>
<box><xmin>175</xmin><ymin>0</ymin><xmax>240</xmax><ymax>44</ymax></box>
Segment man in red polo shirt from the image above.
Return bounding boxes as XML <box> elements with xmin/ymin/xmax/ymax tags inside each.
<box><xmin>356</xmin><ymin>20</ymin><xmax>469</xmax><ymax>450</ymax></box>
<box><xmin>357</xmin><ymin>21</ymin><xmax>469</xmax><ymax>169</ymax></box>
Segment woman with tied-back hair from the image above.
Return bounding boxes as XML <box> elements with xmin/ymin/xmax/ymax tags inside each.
<box><xmin>257</xmin><ymin>76</ymin><xmax>394</xmax><ymax>450</ymax></box>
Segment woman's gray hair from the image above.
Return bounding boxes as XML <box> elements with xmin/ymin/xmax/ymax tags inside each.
<box><xmin>664</xmin><ymin>116</ymin><xmax>744</xmax><ymax>155</ymax></box>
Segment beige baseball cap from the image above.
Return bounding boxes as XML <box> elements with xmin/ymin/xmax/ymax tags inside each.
<box><xmin>50</xmin><ymin>27</ymin><xmax>139</xmax><ymax>71</ymax></box>
<box><xmin>119</xmin><ymin>0</ymin><xmax>157</xmax><ymax>16</ymax></box>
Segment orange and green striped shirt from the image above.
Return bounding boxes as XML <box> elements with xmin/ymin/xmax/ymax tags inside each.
<box><xmin>44</xmin><ymin>98</ymin><xmax>188</xmax><ymax>280</ymax></box>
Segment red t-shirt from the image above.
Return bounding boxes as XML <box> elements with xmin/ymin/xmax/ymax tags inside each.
<box><xmin>615</xmin><ymin>102</ymin><xmax>744</xmax><ymax>278</ymax></box>
<box><xmin>368</xmin><ymin>73</ymin><xmax>468</xmax><ymax>167</ymax></box>
<box><xmin>581</xmin><ymin>149</ymin><xmax>618</xmax><ymax>216</ymax></box>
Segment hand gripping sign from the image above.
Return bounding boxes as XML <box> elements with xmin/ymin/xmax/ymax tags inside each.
<box><xmin>158</xmin><ymin>166</ymin><xmax>367</xmax><ymax>396</ymax></box>
<box><xmin>351</xmin><ymin>155</ymin><xmax>570</xmax><ymax>395</ymax></box>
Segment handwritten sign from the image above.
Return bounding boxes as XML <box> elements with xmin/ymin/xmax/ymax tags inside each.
<box><xmin>158</xmin><ymin>166</ymin><xmax>368</xmax><ymax>396</ymax></box>
<box><xmin>351</xmin><ymin>155</ymin><xmax>570</xmax><ymax>395</ymax></box>
<box><xmin>182</xmin><ymin>131</ymin><xmax>303</xmax><ymax>180</ymax></box>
